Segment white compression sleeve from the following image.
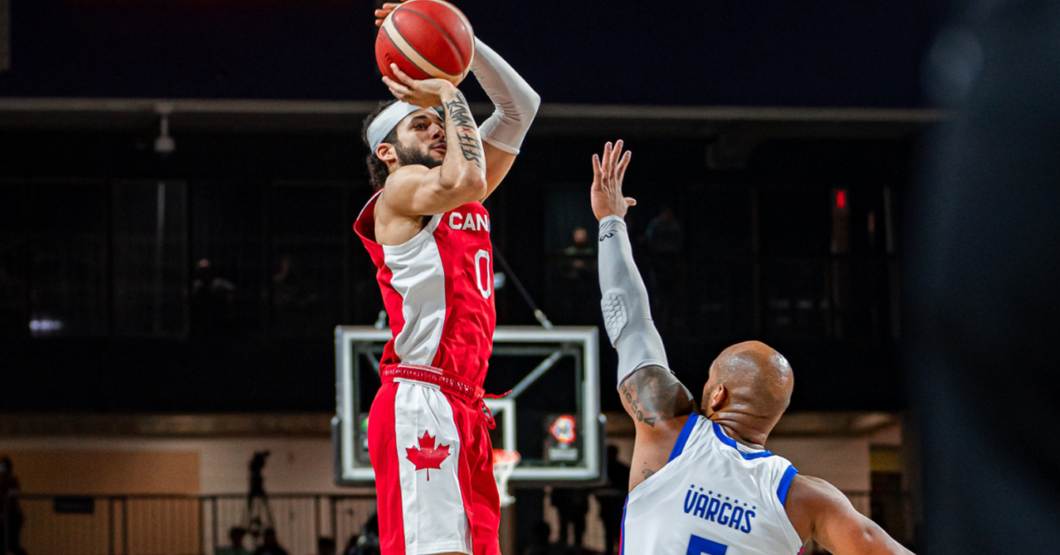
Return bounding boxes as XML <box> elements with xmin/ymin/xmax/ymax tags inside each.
<box><xmin>598</xmin><ymin>215</ymin><xmax>671</xmax><ymax>389</ymax></box>
<box><xmin>470</xmin><ymin>38</ymin><xmax>541</xmax><ymax>154</ymax></box>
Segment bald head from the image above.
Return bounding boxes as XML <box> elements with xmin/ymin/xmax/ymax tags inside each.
<box><xmin>701</xmin><ymin>341</ymin><xmax>794</xmax><ymax>437</ymax></box>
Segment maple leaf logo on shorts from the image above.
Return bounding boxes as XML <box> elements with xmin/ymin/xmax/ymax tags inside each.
<box><xmin>406</xmin><ymin>431</ymin><xmax>451</xmax><ymax>481</ymax></box>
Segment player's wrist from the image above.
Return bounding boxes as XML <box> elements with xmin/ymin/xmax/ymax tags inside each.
<box><xmin>439</xmin><ymin>81</ymin><xmax>459</xmax><ymax>94</ymax></box>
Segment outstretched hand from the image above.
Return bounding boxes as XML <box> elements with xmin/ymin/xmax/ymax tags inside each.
<box><xmin>381</xmin><ymin>63</ymin><xmax>454</xmax><ymax>108</ymax></box>
<box><xmin>591</xmin><ymin>140</ymin><xmax>635</xmax><ymax>221</ymax></box>
<box><xmin>374</xmin><ymin>2</ymin><xmax>405</xmax><ymax>27</ymax></box>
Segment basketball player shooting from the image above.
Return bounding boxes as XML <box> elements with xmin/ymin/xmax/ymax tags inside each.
<box><xmin>352</xmin><ymin>5</ymin><xmax>540</xmax><ymax>555</ymax></box>
<box><xmin>591</xmin><ymin>141</ymin><xmax>914</xmax><ymax>555</ymax></box>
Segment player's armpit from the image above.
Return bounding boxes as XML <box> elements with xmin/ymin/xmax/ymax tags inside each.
<box><xmin>786</xmin><ymin>475</ymin><xmax>915</xmax><ymax>555</ymax></box>
<box><xmin>618</xmin><ymin>365</ymin><xmax>696</xmax><ymax>433</ymax></box>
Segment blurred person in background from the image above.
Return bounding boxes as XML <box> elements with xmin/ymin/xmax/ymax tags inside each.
<box><xmin>252</xmin><ymin>529</ymin><xmax>288</xmax><ymax>555</ymax></box>
<box><xmin>520</xmin><ymin>521</ymin><xmax>559</xmax><ymax>555</ymax></box>
<box><xmin>549</xmin><ymin>487</ymin><xmax>588</xmax><ymax>550</ymax></box>
<box><xmin>216</xmin><ymin>527</ymin><xmax>250</xmax><ymax>555</ymax></box>
<box><xmin>561</xmin><ymin>227</ymin><xmax>597</xmax><ymax>322</ymax></box>
<box><xmin>313</xmin><ymin>537</ymin><xmax>335</xmax><ymax>555</ymax></box>
<box><xmin>350</xmin><ymin>513</ymin><xmax>379</xmax><ymax>555</ymax></box>
<box><xmin>641</xmin><ymin>203</ymin><xmax>685</xmax><ymax>334</ymax></box>
<box><xmin>191</xmin><ymin>258</ymin><xmax>237</xmax><ymax>334</ymax></box>
<box><xmin>0</xmin><ymin>456</ymin><xmax>27</xmax><ymax>555</ymax></box>
<box><xmin>594</xmin><ymin>446</ymin><xmax>630</xmax><ymax>555</ymax></box>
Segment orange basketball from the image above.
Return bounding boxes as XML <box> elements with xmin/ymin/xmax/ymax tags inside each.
<box><xmin>376</xmin><ymin>0</ymin><xmax>475</xmax><ymax>86</ymax></box>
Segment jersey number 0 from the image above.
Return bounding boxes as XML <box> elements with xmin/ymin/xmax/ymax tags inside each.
<box><xmin>474</xmin><ymin>249</ymin><xmax>492</xmax><ymax>299</ymax></box>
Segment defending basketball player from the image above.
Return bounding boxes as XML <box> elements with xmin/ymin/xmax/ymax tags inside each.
<box><xmin>353</xmin><ymin>4</ymin><xmax>540</xmax><ymax>555</ymax></box>
<box><xmin>591</xmin><ymin>141</ymin><xmax>914</xmax><ymax>554</ymax></box>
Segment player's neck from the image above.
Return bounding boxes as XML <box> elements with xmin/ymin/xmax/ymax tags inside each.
<box><xmin>709</xmin><ymin>413</ymin><xmax>769</xmax><ymax>449</ymax></box>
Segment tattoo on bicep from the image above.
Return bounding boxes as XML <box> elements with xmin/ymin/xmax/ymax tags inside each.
<box><xmin>642</xmin><ymin>469</ymin><xmax>656</xmax><ymax>480</ymax></box>
<box><xmin>619</xmin><ymin>366</ymin><xmax>695</xmax><ymax>428</ymax></box>
<box><xmin>444</xmin><ymin>92</ymin><xmax>484</xmax><ymax>171</ymax></box>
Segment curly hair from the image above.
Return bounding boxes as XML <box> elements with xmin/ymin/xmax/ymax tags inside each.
<box><xmin>362</xmin><ymin>100</ymin><xmax>401</xmax><ymax>191</ymax></box>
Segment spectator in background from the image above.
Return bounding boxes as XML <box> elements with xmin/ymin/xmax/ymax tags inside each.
<box><xmin>0</xmin><ymin>456</ymin><xmax>27</xmax><ymax>555</ymax></box>
<box><xmin>642</xmin><ymin>203</ymin><xmax>684</xmax><ymax>254</ymax></box>
<box><xmin>549</xmin><ymin>487</ymin><xmax>589</xmax><ymax>550</ymax></box>
<box><xmin>640</xmin><ymin>204</ymin><xmax>685</xmax><ymax>334</ymax></box>
<box><xmin>340</xmin><ymin>534</ymin><xmax>359</xmax><ymax>555</ymax></box>
<box><xmin>521</xmin><ymin>521</ymin><xmax>559</xmax><ymax>555</ymax></box>
<box><xmin>560</xmin><ymin>227</ymin><xmax>598</xmax><ymax>323</ymax></box>
<box><xmin>349</xmin><ymin>513</ymin><xmax>379</xmax><ymax>555</ymax></box>
<box><xmin>251</xmin><ymin>529</ymin><xmax>288</xmax><ymax>555</ymax></box>
<box><xmin>271</xmin><ymin>254</ymin><xmax>320</xmax><ymax>336</ymax></box>
<box><xmin>191</xmin><ymin>258</ymin><xmax>237</xmax><ymax>334</ymax></box>
<box><xmin>216</xmin><ymin>527</ymin><xmax>250</xmax><ymax>555</ymax></box>
<box><xmin>595</xmin><ymin>446</ymin><xmax>631</xmax><ymax>555</ymax></box>
<box><xmin>312</xmin><ymin>537</ymin><xmax>335</xmax><ymax>555</ymax></box>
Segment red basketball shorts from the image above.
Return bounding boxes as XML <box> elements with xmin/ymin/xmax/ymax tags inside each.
<box><xmin>368</xmin><ymin>372</ymin><xmax>501</xmax><ymax>555</ymax></box>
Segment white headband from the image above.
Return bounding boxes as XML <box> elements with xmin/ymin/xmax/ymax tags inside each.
<box><xmin>367</xmin><ymin>101</ymin><xmax>443</xmax><ymax>152</ymax></box>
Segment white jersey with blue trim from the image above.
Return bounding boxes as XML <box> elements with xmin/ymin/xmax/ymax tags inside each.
<box><xmin>621</xmin><ymin>413</ymin><xmax>804</xmax><ymax>555</ymax></box>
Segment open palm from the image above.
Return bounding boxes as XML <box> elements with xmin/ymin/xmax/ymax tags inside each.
<box><xmin>591</xmin><ymin>140</ymin><xmax>635</xmax><ymax>221</ymax></box>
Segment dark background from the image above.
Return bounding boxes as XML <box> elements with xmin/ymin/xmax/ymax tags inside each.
<box><xmin>2</xmin><ymin>0</ymin><xmax>939</xmax><ymax>106</ymax></box>
<box><xmin>0</xmin><ymin>0</ymin><xmax>935</xmax><ymax>414</ymax></box>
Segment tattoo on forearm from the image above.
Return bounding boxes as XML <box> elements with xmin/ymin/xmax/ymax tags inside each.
<box><xmin>444</xmin><ymin>92</ymin><xmax>484</xmax><ymax>171</ymax></box>
<box><xmin>619</xmin><ymin>366</ymin><xmax>695</xmax><ymax>428</ymax></box>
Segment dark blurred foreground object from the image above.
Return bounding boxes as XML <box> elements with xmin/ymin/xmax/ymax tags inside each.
<box><xmin>910</xmin><ymin>1</ymin><xmax>1060</xmax><ymax>553</ymax></box>
<box><xmin>0</xmin><ymin>456</ymin><xmax>27</xmax><ymax>555</ymax></box>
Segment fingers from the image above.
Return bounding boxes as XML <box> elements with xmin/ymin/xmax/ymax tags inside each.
<box><xmin>390</xmin><ymin>63</ymin><xmax>419</xmax><ymax>88</ymax></box>
<box><xmin>625</xmin><ymin>198</ymin><xmax>637</xmax><ymax>207</ymax></box>
<box><xmin>381</xmin><ymin>76</ymin><xmax>410</xmax><ymax>99</ymax></box>
<box><xmin>592</xmin><ymin>153</ymin><xmax>602</xmax><ymax>183</ymax></box>
<box><xmin>617</xmin><ymin>150</ymin><xmax>632</xmax><ymax>182</ymax></box>
<box><xmin>374</xmin><ymin>3</ymin><xmax>401</xmax><ymax>26</ymax></box>
<box><xmin>610</xmin><ymin>139</ymin><xmax>624</xmax><ymax>169</ymax></box>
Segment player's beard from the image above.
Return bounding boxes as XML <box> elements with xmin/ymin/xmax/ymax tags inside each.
<box><xmin>394</xmin><ymin>141</ymin><xmax>443</xmax><ymax>170</ymax></box>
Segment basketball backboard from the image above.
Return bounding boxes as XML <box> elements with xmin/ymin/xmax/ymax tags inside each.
<box><xmin>333</xmin><ymin>325</ymin><xmax>606</xmax><ymax>488</ymax></box>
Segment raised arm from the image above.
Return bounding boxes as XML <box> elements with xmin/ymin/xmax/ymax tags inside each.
<box><xmin>786</xmin><ymin>475</ymin><xmax>915</xmax><ymax>555</ymax></box>
<box><xmin>470</xmin><ymin>38</ymin><xmax>541</xmax><ymax>196</ymax></box>
<box><xmin>375</xmin><ymin>5</ymin><xmax>540</xmax><ymax>197</ymax></box>
<box><xmin>379</xmin><ymin>66</ymin><xmax>487</xmax><ymax>217</ymax></box>
<box><xmin>592</xmin><ymin>141</ymin><xmax>696</xmax><ymax>490</ymax></box>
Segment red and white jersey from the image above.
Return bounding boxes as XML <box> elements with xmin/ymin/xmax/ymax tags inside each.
<box><xmin>354</xmin><ymin>191</ymin><xmax>496</xmax><ymax>387</ymax></box>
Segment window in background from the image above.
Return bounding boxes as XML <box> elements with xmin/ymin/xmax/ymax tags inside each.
<box><xmin>268</xmin><ymin>182</ymin><xmax>346</xmax><ymax>338</ymax></box>
<box><xmin>28</xmin><ymin>181</ymin><xmax>109</xmax><ymax>337</ymax></box>
<box><xmin>190</xmin><ymin>182</ymin><xmax>266</xmax><ymax>339</ymax></box>
<box><xmin>0</xmin><ymin>181</ymin><xmax>27</xmax><ymax>338</ymax></box>
<box><xmin>112</xmin><ymin>181</ymin><xmax>188</xmax><ymax>336</ymax></box>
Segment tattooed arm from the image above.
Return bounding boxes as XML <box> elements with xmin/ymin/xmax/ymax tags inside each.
<box><xmin>378</xmin><ymin>66</ymin><xmax>488</xmax><ymax>217</ymax></box>
<box><xmin>620</xmin><ymin>366</ymin><xmax>697</xmax><ymax>489</ymax></box>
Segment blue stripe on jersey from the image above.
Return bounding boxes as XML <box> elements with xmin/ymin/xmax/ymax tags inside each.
<box><xmin>711</xmin><ymin>421</ymin><xmax>775</xmax><ymax>460</ymax></box>
<box><xmin>668</xmin><ymin>414</ymin><xmax>699</xmax><ymax>462</ymax></box>
<box><xmin>777</xmin><ymin>464</ymin><xmax>799</xmax><ymax>506</ymax></box>
<box><xmin>619</xmin><ymin>498</ymin><xmax>627</xmax><ymax>555</ymax></box>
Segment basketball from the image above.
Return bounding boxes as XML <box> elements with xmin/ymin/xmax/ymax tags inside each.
<box><xmin>376</xmin><ymin>0</ymin><xmax>475</xmax><ymax>86</ymax></box>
